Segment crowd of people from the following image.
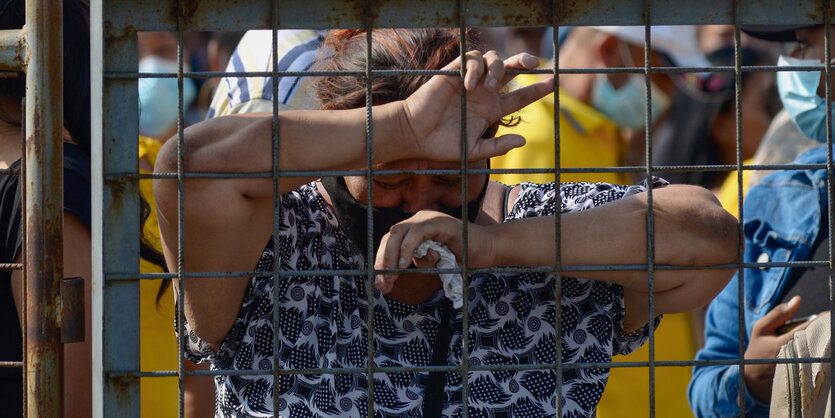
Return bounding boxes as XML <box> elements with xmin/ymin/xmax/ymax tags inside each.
<box><xmin>3</xmin><ymin>0</ymin><xmax>835</xmax><ymax>417</ymax></box>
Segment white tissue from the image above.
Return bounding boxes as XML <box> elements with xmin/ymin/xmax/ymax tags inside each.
<box><xmin>414</xmin><ymin>240</ymin><xmax>462</xmax><ymax>309</ymax></box>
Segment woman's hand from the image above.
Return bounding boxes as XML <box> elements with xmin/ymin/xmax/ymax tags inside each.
<box><xmin>400</xmin><ymin>51</ymin><xmax>553</xmax><ymax>162</ymax></box>
<box><xmin>373</xmin><ymin>210</ymin><xmax>496</xmax><ymax>293</ymax></box>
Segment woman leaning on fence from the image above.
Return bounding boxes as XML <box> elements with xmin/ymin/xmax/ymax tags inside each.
<box><xmin>154</xmin><ymin>28</ymin><xmax>739</xmax><ymax>417</ymax></box>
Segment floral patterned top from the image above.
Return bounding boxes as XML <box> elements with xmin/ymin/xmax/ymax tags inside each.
<box><xmin>184</xmin><ymin>180</ymin><xmax>665</xmax><ymax>417</ymax></box>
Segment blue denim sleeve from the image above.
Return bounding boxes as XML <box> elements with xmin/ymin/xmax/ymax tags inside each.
<box><xmin>689</xmin><ymin>272</ymin><xmax>770</xmax><ymax>418</ymax></box>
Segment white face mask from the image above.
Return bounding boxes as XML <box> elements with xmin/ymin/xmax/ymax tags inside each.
<box><xmin>137</xmin><ymin>55</ymin><xmax>197</xmax><ymax>139</ymax></box>
<box><xmin>590</xmin><ymin>40</ymin><xmax>671</xmax><ymax>130</ymax></box>
<box><xmin>776</xmin><ymin>54</ymin><xmax>835</xmax><ymax>143</ymax></box>
<box><xmin>591</xmin><ymin>73</ymin><xmax>671</xmax><ymax>130</ymax></box>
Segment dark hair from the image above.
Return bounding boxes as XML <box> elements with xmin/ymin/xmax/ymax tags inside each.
<box><xmin>0</xmin><ymin>0</ymin><xmax>91</xmax><ymax>154</ymax></box>
<box><xmin>314</xmin><ymin>28</ymin><xmax>517</xmax><ymax>137</ymax></box>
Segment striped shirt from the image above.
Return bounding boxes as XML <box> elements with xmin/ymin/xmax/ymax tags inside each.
<box><xmin>206</xmin><ymin>29</ymin><xmax>325</xmax><ymax>119</ymax></box>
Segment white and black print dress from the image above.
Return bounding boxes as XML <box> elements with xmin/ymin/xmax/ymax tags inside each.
<box><xmin>183</xmin><ymin>180</ymin><xmax>665</xmax><ymax>418</ymax></box>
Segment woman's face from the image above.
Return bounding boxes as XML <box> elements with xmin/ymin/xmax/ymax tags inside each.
<box><xmin>343</xmin><ymin>159</ymin><xmax>489</xmax><ymax>213</ymax></box>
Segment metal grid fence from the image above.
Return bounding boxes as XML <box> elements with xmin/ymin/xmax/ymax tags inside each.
<box><xmin>2</xmin><ymin>0</ymin><xmax>835</xmax><ymax>416</ymax></box>
<box><xmin>85</xmin><ymin>0</ymin><xmax>835</xmax><ymax>416</ymax></box>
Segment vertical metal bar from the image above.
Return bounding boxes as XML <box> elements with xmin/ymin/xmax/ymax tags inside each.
<box><xmin>823</xmin><ymin>1</ymin><xmax>834</xmax><ymax>415</ymax></box>
<box><xmin>642</xmin><ymin>2</ymin><xmax>657</xmax><ymax>416</ymax></box>
<box><xmin>364</xmin><ymin>8</ymin><xmax>376</xmax><ymax>416</ymax></box>
<box><xmin>176</xmin><ymin>4</ymin><xmax>187</xmax><ymax>416</ymax></box>
<box><xmin>733</xmin><ymin>0</ymin><xmax>747</xmax><ymax>415</ymax></box>
<box><xmin>457</xmin><ymin>3</ymin><xmax>470</xmax><ymax>416</ymax></box>
<box><xmin>21</xmin><ymin>98</ymin><xmax>27</xmax><ymax>418</ymax></box>
<box><xmin>91</xmin><ymin>0</ymin><xmax>142</xmax><ymax>414</ymax></box>
<box><xmin>270</xmin><ymin>0</ymin><xmax>281</xmax><ymax>416</ymax></box>
<box><xmin>24</xmin><ymin>0</ymin><xmax>64</xmax><ymax>415</ymax></box>
<box><xmin>551</xmin><ymin>3</ymin><xmax>564</xmax><ymax>416</ymax></box>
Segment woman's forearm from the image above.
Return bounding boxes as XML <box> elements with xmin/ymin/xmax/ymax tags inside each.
<box><xmin>490</xmin><ymin>185</ymin><xmax>738</xmax><ymax>292</ymax></box>
<box><xmin>158</xmin><ymin>102</ymin><xmax>411</xmax><ymax>196</ymax></box>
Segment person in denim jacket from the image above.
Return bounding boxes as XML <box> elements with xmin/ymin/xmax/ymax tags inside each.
<box><xmin>689</xmin><ymin>145</ymin><xmax>829</xmax><ymax>416</ymax></box>
<box><xmin>689</xmin><ymin>24</ymin><xmax>835</xmax><ymax>417</ymax></box>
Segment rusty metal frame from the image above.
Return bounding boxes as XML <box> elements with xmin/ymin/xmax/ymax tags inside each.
<box><xmin>21</xmin><ymin>0</ymin><xmax>66</xmax><ymax>416</ymax></box>
<box><xmin>81</xmin><ymin>0</ymin><xmax>835</xmax><ymax>417</ymax></box>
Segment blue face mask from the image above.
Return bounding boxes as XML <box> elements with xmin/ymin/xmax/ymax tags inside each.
<box><xmin>777</xmin><ymin>55</ymin><xmax>835</xmax><ymax>143</ymax></box>
<box><xmin>138</xmin><ymin>55</ymin><xmax>197</xmax><ymax>139</ymax></box>
<box><xmin>591</xmin><ymin>73</ymin><xmax>671</xmax><ymax>130</ymax></box>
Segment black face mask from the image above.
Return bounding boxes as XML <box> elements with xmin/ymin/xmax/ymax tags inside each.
<box><xmin>320</xmin><ymin>176</ymin><xmax>488</xmax><ymax>255</ymax></box>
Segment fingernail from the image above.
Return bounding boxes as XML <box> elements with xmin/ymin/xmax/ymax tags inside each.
<box><xmin>398</xmin><ymin>257</ymin><xmax>409</xmax><ymax>268</ymax></box>
<box><xmin>468</xmin><ymin>79</ymin><xmax>477</xmax><ymax>89</ymax></box>
<box><xmin>374</xmin><ymin>275</ymin><xmax>383</xmax><ymax>288</ymax></box>
<box><xmin>524</xmin><ymin>54</ymin><xmax>537</xmax><ymax>65</ymax></box>
<box><xmin>488</xmin><ymin>78</ymin><xmax>498</xmax><ymax>89</ymax></box>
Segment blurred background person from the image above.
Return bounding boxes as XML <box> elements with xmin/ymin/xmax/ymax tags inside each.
<box><xmin>690</xmin><ymin>23</ymin><xmax>835</xmax><ymax>417</ymax></box>
<box><xmin>206</xmin><ymin>29</ymin><xmax>325</xmax><ymax>118</ymax></box>
<box><xmin>191</xmin><ymin>31</ymin><xmax>245</xmax><ymax>119</ymax></box>
<box><xmin>651</xmin><ymin>44</ymin><xmax>780</xmax><ymax>195</ymax></box>
<box><xmin>490</xmin><ymin>25</ymin><xmax>709</xmax><ymax>186</ymax></box>
<box><xmin>137</xmin><ymin>31</ymin><xmax>198</xmax><ymax>142</ymax></box>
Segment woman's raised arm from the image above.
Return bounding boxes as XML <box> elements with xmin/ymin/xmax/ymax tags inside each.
<box><xmin>153</xmin><ymin>51</ymin><xmax>553</xmax><ymax>347</ymax></box>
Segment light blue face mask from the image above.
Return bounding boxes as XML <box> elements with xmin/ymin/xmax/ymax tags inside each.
<box><xmin>138</xmin><ymin>55</ymin><xmax>197</xmax><ymax>139</ymax></box>
<box><xmin>777</xmin><ymin>55</ymin><xmax>835</xmax><ymax>143</ymax></box>
<box><xmin>591</xmin><ymin>74</ymin><xmax>671</xmax><ymax>130</ymax></box>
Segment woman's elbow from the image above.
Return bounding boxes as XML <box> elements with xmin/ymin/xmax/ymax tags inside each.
<box><xmin>695</xmin><ymin>199</ymin><xmax>739</xmax><ymax>265</ymax></box>
<box><xmin>669</xmin><ymin>185</ymin><xmax>739</xmax><ymax>265</ymax></box>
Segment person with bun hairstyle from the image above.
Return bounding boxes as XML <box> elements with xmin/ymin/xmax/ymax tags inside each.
<box><xmin>155</xmin><ymin>28</ymin><xmax>737</xmax><ymax>416</ymax></box>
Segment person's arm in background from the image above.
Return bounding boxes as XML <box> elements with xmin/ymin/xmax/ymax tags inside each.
<box><xmin>10</xmin><ymin>212</ymin><xmax>92</xmax><ymax>417</ymax></box>
<box><xmin>689</xmin><ymin>272</ymin><xmax>768</xmax><ymax>417</ymax></box>
<box><xmin>690</xmin><ymin>279</ymin><xmax>809</xmax><ymax>417</ymax></box>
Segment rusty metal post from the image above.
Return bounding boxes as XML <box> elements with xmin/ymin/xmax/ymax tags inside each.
<box><xmin>24</xmin><ymin>0</ymin><xmax>64</xmax><ymax>416</ymax></box>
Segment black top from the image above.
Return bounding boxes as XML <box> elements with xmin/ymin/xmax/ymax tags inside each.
<box><xmin>0</xmin><ymin>143</ymin><xmax>90</xmax><ymax>417</ymax></box>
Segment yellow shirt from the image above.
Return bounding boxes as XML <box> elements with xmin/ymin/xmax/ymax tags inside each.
<box><xmin>491</xmin><ymin>75</ymin><xmax>630</xmax><ymax>186</ymax></box>
<box><xmin>716</xmin><ymin>160</ymin><xmax>754</xmax><ymax>219</ymax></box>
<box><xmin>137</xmin><ymin>136</ymin><xmax>178</xmax><ymax>417</ymax></box>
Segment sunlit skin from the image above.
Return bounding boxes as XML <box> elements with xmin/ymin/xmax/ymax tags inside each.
<box><xmin>156</xmin><ymin>51</ymin><xmax>555</xmax><ymax>347</ymax></box>
<box><xmin>156</xmin><ymin>48</ymin><xmax>736</xmax><ymax>359</ymax></box>
<box><xmin>320</xmin><ymin>159</ymin><xmax>490</xmax><ymax>305</ymax></box>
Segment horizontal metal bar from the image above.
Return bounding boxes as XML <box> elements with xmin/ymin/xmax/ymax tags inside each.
<box><xmin>110</xmin><ymin>162</ymin><xmax>835</xmax><ymax>182</ymax></box>
<box><xmin>107</xmin><ymin>356</ymin><xmax>835</xmax><ymax>379</ymax></box>
<box><xmin>103</xmin><ymin>69</ymin><xmax>456</xmax><ymax>79</ymax></box>
<box><xmin>102</xmin><ymin>0</ymin><xmax>835</xmax><ymax>34</ymax></box>
<box><xmin>0</xmin><ymin>29</ymin><xmax>26</xmax><ymax>71</ymax></box>
<box><xmin>102</xmin><ymin>65</ymin><xmax>835</xmax><ymax>81</ymax></box>
<box><xmin>0</xmin><ymin>263</ymin><xmax>23</xmax><ymax>270</ymax></box>
<box><xmin>0</xmin><ymin>361</ymin><xmax>24</xmax><ymax>368</ymax></box>
<box><xmin>106</xmin><ymin>260</ymin><xmax>822</xmax><ymax>282</ymax></box>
